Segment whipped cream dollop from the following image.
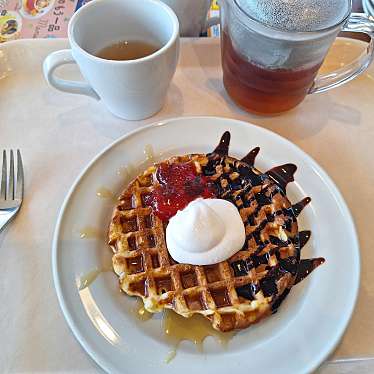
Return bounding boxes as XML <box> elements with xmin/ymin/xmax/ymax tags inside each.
<box><xmin>166</xmin><ymin>198</ymin><xmax>245</xmax><ymax>265</ymax></box>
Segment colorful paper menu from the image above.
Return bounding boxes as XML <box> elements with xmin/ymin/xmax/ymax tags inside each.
<box><xmin>1</xmin><ymin>0</ymin><xmax>89</xmax><ymax>42</ymax></box>
<box><xmin>0</xmin><ymin>0</ymin><xmax>220</xmax><ymax>42</ymax></box>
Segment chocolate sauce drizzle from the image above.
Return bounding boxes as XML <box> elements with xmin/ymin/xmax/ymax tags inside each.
<box><xmin>267</xmin><ymin>164</ymin><xmax>297</xmax><ymax>192</ymax></box>
<box><xmin>298</xmin><ymin>230</ymin><xmax>311</xmax><ymax>250</ymax></box>
<box><xmin>241</xmin><ymin>147</ymin><xmax>260</xmax><ymax>166</ymax></box>
<box><xmin>292</xmin><ymin>197</ymin><xmax>312</xmax><ymax>217</ymax></box>
<box><xmin>213</xmin><ymin>131</ymin><xmax>231</xmax><ymax>155</ymax></box>
<box><xmin>209</xmin><ymin>131</ymin><xmax>325</xmax><ymax>313</ymax></box>
<box><xmin>295</xmin><ymin>258</ymin><xmax>325</xmax><ymax>284</ymax></box>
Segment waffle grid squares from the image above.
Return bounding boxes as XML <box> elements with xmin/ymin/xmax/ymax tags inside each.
<box><xmin>109</xmin><ymin>153</ymin><xmax>299</xmax><ymax>331</ymax></box>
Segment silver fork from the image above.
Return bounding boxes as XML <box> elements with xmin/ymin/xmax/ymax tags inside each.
<box><xmin>0</xmin><ymin>150</ymin><xmax>24</xmax><ymax>233</ymax></box>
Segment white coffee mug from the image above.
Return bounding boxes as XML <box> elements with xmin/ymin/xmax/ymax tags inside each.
<box><xmin>43</xmin><ymin>0</ymin><xmax>179</xmax><ymax>120</ymax></box>
<box><xmin>161</xmin><ymin>0</ymin><xmax>219</xmax><ymax>36</ymax></box>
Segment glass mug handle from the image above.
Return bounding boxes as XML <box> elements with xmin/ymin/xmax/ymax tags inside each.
<box><xmin>310</xmin><ymin>13</ymin><xmax>374</xmax><ymax>94</ymax></box>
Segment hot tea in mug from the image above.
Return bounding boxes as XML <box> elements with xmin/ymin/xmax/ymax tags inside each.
<box><xmin>96</xmin><ymin>40</ymin><xmax>161</xmax><ymax>61</ymax></box>
<box><xmin>43</xmin><ymin>0</ymin><xmax>180</xmax><ymax>120</ymax></box>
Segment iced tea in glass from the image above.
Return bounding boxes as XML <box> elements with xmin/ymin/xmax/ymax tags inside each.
<box><xmin>220</xmin><ymin>0</ymin><xmax>374</xmax><ymax>115</ymax></box>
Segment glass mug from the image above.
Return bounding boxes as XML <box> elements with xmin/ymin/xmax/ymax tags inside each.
<box><xmin>220</xmin><ymin>0</ymin><xmax>374</xmax><ymax>115</ymax></box>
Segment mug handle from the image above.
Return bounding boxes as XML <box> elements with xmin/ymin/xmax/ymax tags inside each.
<box><xmin>310</xmin><ymin>13</ymin><xmax>374</xmax><ymax>94</ymax></box>
<box><xmin>43</xmin><ymin>49</ymin><xmax>100</xmax><ymax>100</ymax></box>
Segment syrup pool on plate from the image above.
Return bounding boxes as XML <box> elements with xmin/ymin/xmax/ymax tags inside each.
<box><xmin>78</xmin><ymin>267</ymin><xmax>112</xmax><ymax>290</ymax></box>
<box><xmin>96</xmin><ymin>187</ymin><xmax>115</xmax><ymax>200</ymax></box>
<box><xmin>132</xmin><ymin>299</ymin><xmax>234</xmax><ymax>362</ymax></box>
<box><xmin>132</xmin><ymin>298</ymin><xmax>153</xmax><ymax>322</ymax></box>
<box><xmin>79</xmin><ymin>226</ymin><xmax>102</xmax><ymax>239</ymax></box>
<box><xmin>117</xmin><ymin>164</ymin><xmax>135</xmax><ymax>179</ymax></box>
<box><xmin>163</xmin><ymin>310</ymin><xmax>234</xmax><ymax>354</ymax></box>
<box><xmin>143</xmin><ymin>144</ymin><xmax>155</xmax><ymax>161</ymax></box>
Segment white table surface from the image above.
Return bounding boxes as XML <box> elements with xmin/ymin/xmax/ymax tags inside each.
<box><xmin>0</xmin><ymin>37</ymin><xmax>374</xmax><ymax>373</ymax></box>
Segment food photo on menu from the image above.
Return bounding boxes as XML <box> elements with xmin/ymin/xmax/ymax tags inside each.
<box><xmin>0</xmin><ymin>0</ymin><xmax>373</xmax><ymax>373</ymax></box>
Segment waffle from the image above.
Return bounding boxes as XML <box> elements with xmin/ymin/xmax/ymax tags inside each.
<box><xmin>108</xmin><ymin>136</ymin><xmax>312</xmax><ymax>332</ymax></box>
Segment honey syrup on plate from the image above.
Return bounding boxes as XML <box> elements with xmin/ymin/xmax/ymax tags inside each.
<box><xmin>116</xmin><ymin>143</ymin><xmax>154</xmax><ymax>181</ymax></box>
<box><xmin>96</xmin><ymin>187</ymin><xmax>115</xmax><ymax>200</ymax></box>
<box><xmin>132</xmin><ymin>300</ymin><xmax>234</xmax><ymax>362</ymax></box>
<box><xmin>79</xmin><ymin>226</ymin><xmax>102</xmax><ymax>239</ymax></box>
<box><xmin>96</xmin><ymin>144</ymin><xmax>155</xmax><ymax>206</ymax></box>
<box><xmin>132</xmin><ymin>298</ymin><xmax>153</xmax><ymax>322</ymax></box>
<box><xmin>163</xmin><ymin>310</ymin><xmax>234</xmax><ymax>362</ymax></box>
<box><xmin>143</xmin><ymin>144</ymin><xmax>155</xmax><ymax>161</ymax></box>
<box><xmin>78</xmin><ymin>267</ymin><xmax>112</xmax><ymax>291</ymax></box>
<box><xmin>79</xmin><ymin>186</ymin><xmax>116</xmax><ymax>241</ymax></box>
<box><xmin>117</xmin><ymin>164</ymin><xmax>135</xmax><ymax>180</ymax></box>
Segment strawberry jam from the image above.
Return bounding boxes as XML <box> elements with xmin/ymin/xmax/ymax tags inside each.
<box><xmin>144</xmin><ymin>162</ymin><xmax>216</xmax><ymax>221</ymax></box>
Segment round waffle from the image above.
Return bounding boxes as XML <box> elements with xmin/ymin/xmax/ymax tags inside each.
<box><xmin>108</xmin><ymin>132</ymin><xmax>323</xmax><ymax>332</ymax></box>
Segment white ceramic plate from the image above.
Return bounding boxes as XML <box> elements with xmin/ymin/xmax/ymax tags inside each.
<box><xmin>52</xmin><ymin>116</ymin><xmax>360</xmax><ymax>374</ymax></box>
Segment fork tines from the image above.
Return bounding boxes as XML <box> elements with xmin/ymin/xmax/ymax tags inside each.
<box><xmin>1</xmin><ymin>150</ymin><xmax>24</xmax><ymax>201</ymax></box>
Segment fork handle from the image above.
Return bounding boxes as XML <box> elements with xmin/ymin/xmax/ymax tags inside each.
<box><xmin>43</xmin><ymin>49</ymin><xmax>100</xmax><ymax>100</ymax></box>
